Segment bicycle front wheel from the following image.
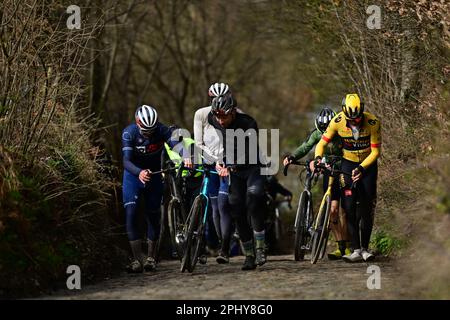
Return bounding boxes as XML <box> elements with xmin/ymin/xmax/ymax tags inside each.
<box><xmin>310</xmin><ymin>195</ymin><xmax>331</xmax><ymax>264</ymax></box>
<box><xmin>188</xmin><ymin>196</ymin><xmax>205</xmax><ymax>273</ymax></box>
<box><xmin>155</xmin><ymin>203</ymin><xmax>166</xmax><ymax>263</ymax></box>
<box><xmin>294</xmin><ymin>191</ymin><xmax>309</xmax><ymax>261</ymax></box>
<box><xmin>180</xmin><ymin>196</ymin><xmax>204</xmax><ymax>273</ymax></box>
<box><xmin>168</xmin><ymin>198</ymin><xmax>185</xmax><ymax>261</ymax></box>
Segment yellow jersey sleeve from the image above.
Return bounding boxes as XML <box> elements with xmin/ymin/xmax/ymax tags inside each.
<box><xmin>314</xmin><ymin>116</ymin><xmax>338</xmax><ymax>158</ymax></box>
<box><xmin>359</xmin><ymin>116</ymin><xmax>381</xmax><ymax>169</ymax></box>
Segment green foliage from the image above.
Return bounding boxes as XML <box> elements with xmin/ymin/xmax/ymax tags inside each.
<box><xmin>436</xmin><ymin>193</ymin><xmax>450</xmax><ymax>215</ymax></box>
<box><xmin>370</xmin><ymin>230</ymin><xmax>404</xmax><ymax>256</ymax></box>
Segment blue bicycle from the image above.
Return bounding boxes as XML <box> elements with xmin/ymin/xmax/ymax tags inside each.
<box><xmin>180</xmin><ymin>165</ymin><xmax>220</xmax><ymax>273</ymax></box>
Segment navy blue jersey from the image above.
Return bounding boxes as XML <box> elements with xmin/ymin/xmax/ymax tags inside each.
<box><xmin>122</xmin><ymin>122</ymin><xmax>176</xmax><ymax>175</ymax></box>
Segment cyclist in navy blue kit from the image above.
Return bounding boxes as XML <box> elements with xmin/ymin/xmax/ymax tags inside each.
<box><xmin>122</xmin><ymin>105</ymin><xmax>178</xmax><ymax>273</ymax></box>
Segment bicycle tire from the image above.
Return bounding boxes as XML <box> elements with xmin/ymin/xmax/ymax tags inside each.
<box><xmin>180</xmin><ymin>206</ymin><xmax>195</xmax><ymax>273</ymax></box>
<box><xmin>180</xmin><ymin>196</ymin><xmax>203</xmax><ymax>273</ymax></box>
<box><xmin>168</xmin><ymin>198</ymin><xmax>185</xmax><ymax>261</ymax></box>
<box><xmin>294</xmin><ymin>191</ymin><xmax>309</xmax><ymax>261</ymax></box>
<box><xmin>155</xmin><ymin>203</ymin><xmax>166</xmax><ymax>263</ymax></box>
<box><xmin>310</xmin><ymin>195</ymin><xmax>331</xmax><ymax>264</ymax></box>
<box><xmin>188</xmin><ymin>196</ymin><xmax>205</xmax><ymax>273</ymax></box>
<box><xmin>317</xmin><ymin>195</ymin><xmax>331</xmax><ymax>260</ymax></box>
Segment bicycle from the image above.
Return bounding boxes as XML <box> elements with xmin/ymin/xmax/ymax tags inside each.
<box><xmin>283</xmin><ymin>160</ymin><xmax>317</xmax><ymax>261</ymax></box>
<box><xmin>180</xmin><ymin>165</ymin><xmax>221</xmax><ymax>273</ymax></box>
<box><xmin>309</xmin><ymin>155</ymin><xmax>352</xmax><ymax>264</ymax></box>
<box><xmin>162</xmin><ymin>160</ymin><xmax>190</xmax><ymax>261</ymax></box>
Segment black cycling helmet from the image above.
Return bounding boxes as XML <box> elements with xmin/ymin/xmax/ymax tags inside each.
<box><xmin>315</xmin><ymin>107</ymin><xmax>336</xmax><ymax>133</ymax></box>
<box><xmin>211</xmin><ymin>93</ymin><xmax>237</xmax><ymax>115</ymax></box>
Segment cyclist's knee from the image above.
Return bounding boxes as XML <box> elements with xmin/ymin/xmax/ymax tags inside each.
<box><xmin>330</xmin><ymin>200</ymin><xmax>339</xmax><ymax>215</ymax></box>
<box><xmin>229</xmin><ymin>192</ymin><xmax>244</xmax><ymax>207</ymax></box>
<box><xmin>247</xmin><ymin>183</ymin><xmax>264</xmax><ymax>197</ymax></box>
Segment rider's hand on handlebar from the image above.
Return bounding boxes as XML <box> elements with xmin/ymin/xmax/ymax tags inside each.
<box><xmin>283</xmin><ymin>156</ymin><xmax>294</xmax><ymax>167</ymax></box>
<box><xmin>215</xmin><ymin>163</ymin><xmax>229</xmax><ymax>177</ymax></box>
<box><xmin>139</xmin><ymin>169</ymin><xmax>152</xmax><ymax>184</ymax></box>
<box><xmin>352</xmin><ymin>166</ymin><xmax>363</xmax><ymax>182</ymax></box>
<box><xmin>310</xmin><ymin>159</ymin><xmax>318</xmax><ymax>173</ymax></box>
<box><xmin>183</xmin><ymin>157</ymin><xmax>193</xmax><ymax>168</ymax></box>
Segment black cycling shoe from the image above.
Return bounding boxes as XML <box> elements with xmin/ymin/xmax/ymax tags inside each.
<box><xmin>127</xmin><ymin>259</ymin><xmax>143</xmax><ymax>273</ymax></box>
<box><xmin>198</xmin><ymin>254</ymin><xmax>207</xmax><ymax>265</ymax></box>
<box><xmin>143</xmin><ymin>257</ymin><xmax>157</xmax><ymax>272</ymax></box>
<box><xmin>241</xmin><ymin>255</ymin><xmax>257</xmax><ymax>271</ymax></box>
<box><xmin>216</xmin><ymin>251</ymin><xmax>230</xmax><ymax>264</ymax></box>
<box><xmin>256</xmin><ymin>248</ymin><xmax>267</xmax><ymax>266</ymax></box>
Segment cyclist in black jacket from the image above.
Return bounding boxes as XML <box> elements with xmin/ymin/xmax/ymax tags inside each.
<box><xmin>208</xmin><ymin>93</ymin><xmax>267</xmax><ymax>270</ymax></box>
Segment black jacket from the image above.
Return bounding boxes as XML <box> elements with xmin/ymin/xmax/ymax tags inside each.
<box><xmin>208</xmin><ymin>112</ymin><xmax>261</xmax><ymax>168</ymax></box>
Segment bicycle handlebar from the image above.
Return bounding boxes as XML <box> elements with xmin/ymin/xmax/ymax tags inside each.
<box><xmin>147</xmin><ymin>167</ymin><xmax>177</xmax><ymax>175</ymax></box>
<box><xmin>283</xmin><ymin>160</ymin><xmax>308</xmax><ymax>176</ymax></box>
<box><xmin>314</xmin><ymin>163</ymin><xmax>351</xmax><ymax>177</ymax></box>
<box><xmin>181</xmin><ymin>165</ymin><xmax>219</xmax><ymax>175</ymax></box>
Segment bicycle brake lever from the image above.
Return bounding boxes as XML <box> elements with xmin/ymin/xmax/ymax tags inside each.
<box><xmin>176</xmin><ymin>161</ymin><xmax>185</xmax><ymax>180</ymax></box>
<box><xmin>283</xmin><ymin>163</ymin><xmax>290</xmax><ymax>176</ymax></box>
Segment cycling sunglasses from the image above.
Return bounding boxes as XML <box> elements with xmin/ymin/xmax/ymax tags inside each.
<box><xmin>348</xmin><ymin>116</ymin><xmax>363</xmax><ymax>124</ymax></box>
<box><xmin>212</xmin><ymin>110</ymin><xmax>233</xmax><ymax>118</ymax></box>
<box><xmin>138</xmin><ymin>125</ymin><xmax>157</xmax><ymax>136</ymax></box>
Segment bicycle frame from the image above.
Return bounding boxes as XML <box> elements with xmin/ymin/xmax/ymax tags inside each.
<box><xmin>294</xmin><ymin>170</ymin><xmax>314</xmax><ymax>231</ymax></box>
<box><xmin>313</xmin><ymin>174</ymin><xmax>335</xmax><ymax>230</ymax></box>
<box><xmin>180</xmin><ymin>166</ymin><xmax>221</xmax><ymax>272</ymax></box>
<box><xmin>184</xmin><ymin>167</ymin><xmax>220</xmax><ymax>236</ymax></box>
<box><xmin>166</xmin><ymin>164</ymin><xmax>186</xmax><ymax>212</ymax></box>
<box><xmin>198</xmin><ymin>171</ymin><xmax>211</xmax><ymax>225</ymax></box>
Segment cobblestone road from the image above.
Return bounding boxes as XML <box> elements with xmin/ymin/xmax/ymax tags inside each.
<box><xmin>46</xmin><ymin>254</ymin><xmax>408</xmax><ymax>300</ymax></box>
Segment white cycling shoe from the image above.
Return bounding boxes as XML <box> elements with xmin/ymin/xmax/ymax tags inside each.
<box><xmin>361</xmin><ymin>249</ymin><xmax>375</xmax><ymax>262</ymax></box>
<box><xmin>343</xmin><ymin>249</ymin><xmax>363</xmax><ymax>263</ymax></box>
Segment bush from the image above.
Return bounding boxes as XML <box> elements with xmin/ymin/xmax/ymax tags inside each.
<box><xmin>370</xmin><ymin>230</ymin><xmax>405</xmax><ymax>256</ymax></box>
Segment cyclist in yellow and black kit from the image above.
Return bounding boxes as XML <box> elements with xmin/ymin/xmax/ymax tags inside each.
<box><xmin>314</xmin><ymin>94</ymin><xmax>381</xmax><ymax>262</ymax></box>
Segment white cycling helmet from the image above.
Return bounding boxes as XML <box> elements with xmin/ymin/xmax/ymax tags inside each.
<box><xmin>135</xmin><ymin>105</ymin><xmax>158</xmax><ymax>132</ymax></box>
<box><xmin>208</xmin><ymin>82</ymin><xmax>230</xmax><ymax>97</ymax></box>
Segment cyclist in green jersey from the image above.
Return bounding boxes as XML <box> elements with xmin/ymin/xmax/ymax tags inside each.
<box><xmin>283</xmin><ymin>107</ymin><xmax>351</xmax><ymax>259</ymax></box>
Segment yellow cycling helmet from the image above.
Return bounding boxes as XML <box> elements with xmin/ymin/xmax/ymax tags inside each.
<box><xmin>342</xmin><ymin>93</ymin><xmax>364</xmax><ymax>119</ymax></box>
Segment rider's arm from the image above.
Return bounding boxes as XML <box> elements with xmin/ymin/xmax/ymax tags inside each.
<box><xmin>161</xmin><ymin>124</ymin><xmax>178</xmax><ymax>149</ymax></box>
<box><xmin>359</xmin><ymin>117</ymin><xmax>381</xmax><ymax>170</ymax></box>
<box><xmin>292</xmin><ymin>130</ymin><xmax>321</xmax><ymax>160</ymax></box>
<box><xmin>122</xmin><ymin>129</ymin><xmax>142</xmax><ymax>176</ymax></box>
<box><xmin>314</xmin><ymin>122</ymin><xmax>337</xmax><ymax>159</ymax></box>
<box><xmin>193</xmin><ymin>108</ymin><xmax>205</xmax><ymax>147</ymax></box>
<box><xmin>194</xmin><ymin>108</ymin><xmax>219</xmax><ymax>163</ymax></box>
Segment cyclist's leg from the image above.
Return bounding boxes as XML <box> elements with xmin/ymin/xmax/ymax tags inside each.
<box><xmin>142</xmin><ymin>174</ymin><xmax>164</xmax><ymax>270</ymax></box>
<box><xmin>218</xmin><ymin>177</ymin><xmax>232</xmax><ymax>256</ymax></box>
<box><xmin>359</xmin><ymin>162</ymin><xmax>378</xmax><ymax>250</ymax></box>
<box><xmin>246</xmin><ymin>167</ymin><xmax>266</xmax><ymax>264</ymax></box>
<box><xmin>340</xmin><ymin>159</ymin><xmax>361</xmax><ymax>251</ymax></box>
<box><xmin>228</xmin><ymin>173</ymin><xmax>253</xmax><ymax>253</ymax></box>
<box><xmin>205</xmin><ymin>210</ymin><xmax>220</xmax><ymax>254</ymax></box>
<box><xmin>206</xmin><ymin>165</ymin><xmax>221</xmax><ymax>240</ymax></box>
<box><xmin>322</xmin><ymin>172</ymin><xmax>344</xmax><ymax>257</ymax></box>
<box><xmin>323</xmin><ymin>173</ymin><xmax>343</xmax><ymax>257</ymax></box>
<box><xmin>143</xmin><ymin>174</ymin><xmax>164</xmax><ymax>242</ymax></box>
<box><xmin>123</xmin><ymin>171</ymin><xmax>142</xmax><ymax>241</ymax></box>
<box><xmin>123</xmin><ymin>171</ymin><xmax>144</xmax><ymax>269</ymax></box>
